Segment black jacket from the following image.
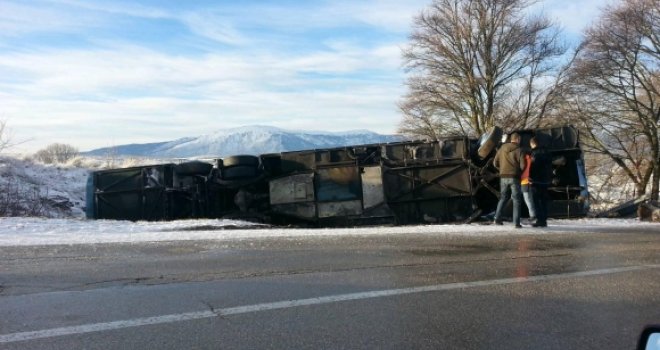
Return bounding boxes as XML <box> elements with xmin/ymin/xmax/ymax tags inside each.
<box><xmin>530</xmin><ymin>147</ymin><xmax>552</xmax><ymax>185</ymax></box>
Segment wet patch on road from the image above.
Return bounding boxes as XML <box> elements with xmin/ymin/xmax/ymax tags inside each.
<box><xmin>407</xmin><ymin>239</ymin><xmax>583</xmax><ymax>257</ymax></box>
<box><xmin>159</xmin><ymin>224</ymin><xmax>270</xmax><ymax>231</ymax></box>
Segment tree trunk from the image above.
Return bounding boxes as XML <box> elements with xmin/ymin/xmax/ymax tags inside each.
<box><xmin>651</xmin><ymin>159</ymin><xmax>660</xmax><ymax>200</ymax></box>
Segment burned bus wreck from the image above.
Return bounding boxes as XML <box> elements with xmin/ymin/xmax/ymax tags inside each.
<box><xmin>86</xmin><ymin>125</ymin><xmax>589</xmax><ymax>226</ymax></box>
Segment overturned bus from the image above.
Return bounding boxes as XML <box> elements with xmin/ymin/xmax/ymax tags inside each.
<box><xmin>86</xmin><ymin>125</ymin><xmax>589</xmax><ymax>226</ymax></box>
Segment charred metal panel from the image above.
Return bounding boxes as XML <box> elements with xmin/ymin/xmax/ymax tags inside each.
<box><xmin>382</xmin><ymin>138</ymin><xmax>468</xmax><ymax>166</ymax></box>
<box><xmin>547</xmin><ymin>199</ymin><xmax>589</xmax><ymax>218</ymax></box>
<box><xmin>517</xmin><ymin>126</ymin><xmax>579</xmax><ymax>151</ymax></box>
<box><xmin>315</xmin><ymin>149</ymin><xmax>353</xmax><ymax>164</ymax></box>
<box><xmin>381</xmin><ymin>143</ymin><xmax>406</xmax><ymax>162</ymax></box>
<box><xmin>95</xmin><ymin>168</ymin><xmax>143</xmax><ymax>192</ymax></box>
<box><xmin>409</xmin><ymin>143</ymin><xmax>438</xmax><ymax>160</ymax></box>
<box><xmin>269</xmin><ymin>172</ymin><xmax>316</xmax><ymax>220</ymax></box>
<box><xmin>318</xmin><ymin>200</ymin><xmax>362</xmax><ymax>218</ymax></box>
<box><xmin>96</xmin><ymin>191</ymin><xmax>142</xmax><ymax>221</ymax></box>
<box><xmin>85</xmin><ymin>174</ymin><xmax>95</xmax><ymax>219</ymax></box>
<box><xmin>271</xmin><ymin>202</ymin><xmax>317</xmax><ymax>220</ymax></box>
<box><xmin>316</xmin><ymin>167</ymin><xmax>360</xmax><ymax>202</ymax></box>
<box><xmin>348</xmin><ymin>146</ymin><xmax>381</xmax><ymax>165</ymax></box>
<box><xmin>383</xmin><ymin>162</ymin><xmax>473</xmax><ymax>203</ymax></box>
<box><xmin>269</xmin><ymin>173</ymin><xmax>315</xmax><ymax>205</ymax></box>
<box><xmin>388</xmin><ymin>197</ymin><xmax>474</xmax><ymax>225</ymax></box>
<box><xmin>95</xmin><ymin>165</ymin><xmax>174</xmax><ymax>192</ymax></box>
<box><xmin>361</xmin><ymin>166</ymin><xmax>385</xmax><ymax>209</ymax></box>
<box><xmin>549</xmin><ymin>150</ymin><xmax>583</xmax><ymax>188</ymax></box>
<box><xmin>93</xmin><ymin>164</ymin><xmax>175</xmax><ymax>221</ymax></box>
<box><xmin>280</xmin><ymin>152</ymin><xmax>315</xmax><ymax>173</ymax></box>
<box><xmin>408</xmin><ymin>139</ymin><xmax>467</xmax><ymax>161</ymax></box>
<box><xmin>420</xmin><ymin>197</ymin><xmax>474</xmax><ymax>222</ymax></box>
<box><xmin>536</xmin><ymin>126</ymin><xmax>579</xmax><ymax>150</ymax></box>
<box><xmin>95</xmin><ymin>187</ymin><xmax>167</xmax><ymax>221</ymax></box>
<box><xmin>269</xmin><ymin>173</ymin><xmax>316</xmax><ymax>220</ymax></box>
<box><xmin>260</xmin><ymin>153</ymin><xmax>282</xmax><ymax>176</ymax></box>
<box><xmin>439</xmin><ymin>138</ymin><xmax>468</xmax><ymax>159</ymax></box>
<box><xmin>383</xmin><ymin>162</ymin><xmax>475</xmax><ymax>224</ymax></box>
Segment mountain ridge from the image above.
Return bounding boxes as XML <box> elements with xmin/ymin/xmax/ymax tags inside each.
<box><xmin>84</xmin><ymin>125</ymin><xmax>402</xmax><ymax>158</ymax></box>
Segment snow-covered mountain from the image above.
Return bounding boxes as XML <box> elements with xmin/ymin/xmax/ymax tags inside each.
<box><xmin>84</xmin><ymin>125</ymin><xmax>402</xmax><ymax>158</ymax></box>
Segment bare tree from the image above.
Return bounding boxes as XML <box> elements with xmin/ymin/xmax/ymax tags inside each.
<box><xmin>400</xmin><ymin>0</ymin><xmax>565</xmax><ymax>139</ymax></box>
<box><xmin>0</xmin><ymin>120</ymin><xmax>12</xmax><ymax>154</ymax></box>
<box><xmin>567</xmin><ymin>0</ymin><xmax>660</xmax><ymax>200</ymax></box>
<box><xmin>0</xmin><ymin>178</ymin><xmax>47</xmax><ymax>217</ymax></box>
<box><xmin>34</xmin><ymin>143</ymin><xmax>79</xmax><ymax>164</ymax></box>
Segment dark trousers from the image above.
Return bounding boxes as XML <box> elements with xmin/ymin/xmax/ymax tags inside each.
<box><xmin>531</xmin><ymin>184</ymin><xmax>549</xmax><ymax>225</ymax></box>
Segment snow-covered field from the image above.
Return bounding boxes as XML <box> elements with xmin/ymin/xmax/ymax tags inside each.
<box><xmin>0</xmin><ymin>217</ymin><xmax>656</xmax><ymax>247</ymax></box>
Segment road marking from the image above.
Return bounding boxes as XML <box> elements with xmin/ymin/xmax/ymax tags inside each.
<box><xmin>1</xmin><ymin>264</ymin><xmax>658</xmax><ymax>343</ymax></box>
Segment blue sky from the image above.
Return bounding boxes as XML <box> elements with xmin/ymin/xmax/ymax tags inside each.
<box><xmin>0</xmin><ymin>0</ymin><xmax>612</xmax><ymax>152</ymax></box>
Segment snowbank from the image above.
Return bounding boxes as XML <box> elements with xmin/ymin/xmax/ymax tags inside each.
<box><xmin>0</xmin><ymin>217</ymin><xmax>656</xmax><ymax>247</ymax></box>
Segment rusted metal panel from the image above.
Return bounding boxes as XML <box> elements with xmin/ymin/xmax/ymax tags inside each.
<box><xmin>269</xmin><ymin>173</ymin><xmax>314</xmax><ymax>205</ymax></box>
<box><xmin>271</xmin><ymin>202</ymin><xmax>317</xmax><ymax>220</ymax></box>
<box><xmin>280</xmin><ymin>152</ymin><xmax>315</xmax><ymax>173</ymax></box>
<box><xmin>383</xmin><ymin>162</ymin><xmax>473</xmax><ymax>203</ymax></box>
<box><xmin>318</xmin><ymin>200</ymin><xmax>362</xmax><ymax>218</ymax></box>
<box><xmin>316</xmin><ymin>167</ymin><xmax>360</xmax><ymax>202</ymax></box>
<box><xmin>361</xmin><ymin>166</ymin><xmax>385</xmax><ymax>209</ymax></box>
<box><xmin>381</xmin><ymin>138</ymin><xmax>468</xmax><ymax>165</ymax></box>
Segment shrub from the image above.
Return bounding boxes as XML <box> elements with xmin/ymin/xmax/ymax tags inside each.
<box><xmin>34</xmin><ymin>143</ymin><xmax>79</xmax><ymax>164</ymax></box>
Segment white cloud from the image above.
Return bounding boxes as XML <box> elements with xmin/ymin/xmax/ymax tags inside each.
<box><xmin>0</xmin><ymin>39</ymin><xmax>404</xmax><ymax>94</ymax></box>
<box><xmin>532</xmin><ymin>0</ymin><xmax>616</xmax><ymax>36</ymax></box>
<box><xmin>0</xmin><ymin>1</ymin><xmax>102</xmax><ymax>36</ymax></box>
<box><xmin>0</xmin><ymin>41</ymin><xmax>405</xmax><ymax>152</ymax></box>
<box><xmin>4</xmin><ymin>86</ymin><xmax>403</xmax><ymax>152</ymax></box>
<box><xmin>46</xmin><ymin>0</ymin><xmax>170</xmax><ymax>19</ymax></box>
<box><xmin>335</xmin><ymin>0</ymin><xmax>428</xmax><ymax>32</ymax></box>
<box><xmin>180</xmin><ymin>12</ymin><xmax>249</xmax><ymax>46</ymax></box>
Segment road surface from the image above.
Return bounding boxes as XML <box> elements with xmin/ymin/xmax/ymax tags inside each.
<box><xmin>1</xmin><ymin>225</ymin><xmax>659</xmax><ymax>349</ymax></box>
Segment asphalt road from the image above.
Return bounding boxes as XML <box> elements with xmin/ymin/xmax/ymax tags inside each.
<box><xmin>1</xmin><ymin>225</ymin><xmax>659</xmax><ymax>349</ymax></box>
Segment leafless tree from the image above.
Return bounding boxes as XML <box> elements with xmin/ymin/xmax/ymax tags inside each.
<box><xmin>0</xmin><ymin>120</ymin><xmax>13</xmax><ymax>154</ymax></box>
<box><xmin>399</xmin><ymin>0</ymin><xmax>565</xmax><ymax>139</ymax></box>
<box><xmin>566</xmin><ymin>0</ymin><xmax>660</xmax><ymax>200</ymax></box>
<box><xmin>34</xmin><ymin>143</ymin><xmax>79</xmax><ymax>164</ymax></box>
<box><xmin>0</xmin><ymin>178</ymin><xmax>47</xmax><ymax>217</ymax></box>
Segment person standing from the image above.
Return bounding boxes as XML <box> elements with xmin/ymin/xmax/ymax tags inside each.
<box><xmin>529</xmin><ymin>137</ymin><xmax>553</xmax><ymax>227</ymax></box>
<box><xmin>520</xmin><ymin>149</ymin><xmax>536</xmax><ymax>223</ymax></box>
<box><xmin>493</xmin><ymin>133</ymin><xmax>526</xmax><ymax>228</ymax></box>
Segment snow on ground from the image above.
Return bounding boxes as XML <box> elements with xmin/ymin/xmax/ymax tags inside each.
<box><xmin>0</xmin><ymin>217</ymin><xmax>657</xmax><ymax>247</ymax></box>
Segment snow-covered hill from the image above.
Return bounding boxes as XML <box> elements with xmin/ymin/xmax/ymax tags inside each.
<box><xmin>0</xmin><ymin>156</ymin><xmax>171</xmax><ymax>219</ymax></box>
<box><xmin>0</xmin><ymin>156</ymin><xmax>89</xmax><ymax>218</ymax></box>
<box><xmin>84</xmin><ymin>125</ymin><xmax>402</xmax><ymax>158</ymax></box>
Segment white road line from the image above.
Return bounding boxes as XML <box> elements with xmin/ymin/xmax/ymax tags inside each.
<box><xmin>1</xmin><ymin>264</ymin><xmax>658</xmax><ymax>344</ymax></box>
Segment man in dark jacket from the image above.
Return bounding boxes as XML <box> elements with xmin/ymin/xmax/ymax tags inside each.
<box><xmin>493</xmin><ymin>133</ymin><xmax>526</xmax><ymax>228</ymax></box>
<box><xmin>529</xmin><ymin>136</ymin><xmax>553</xmax><ymax>227</ymax></box>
